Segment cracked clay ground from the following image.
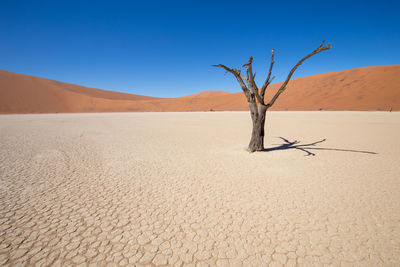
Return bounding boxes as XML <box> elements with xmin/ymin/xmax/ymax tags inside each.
<box><xmin>0</xmin><ymin>111</ymin><xmax>399</xmax><ymax>266</ymax></box>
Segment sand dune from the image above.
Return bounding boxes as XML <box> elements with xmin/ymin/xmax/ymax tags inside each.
<box><xmin>1</xmin><ymin>65</ymin><xmax>399</xmax><ymax>113</ymax></box>
<box><xmin>0</xmin><ymin>70</ymin><xmax>159</xmax><ymax>114</ymax></box>
<box><xmin>264</xmin><ymin>65</ymin><xmax>400</xmax><ymax>111</ymax></box>
<box><xmin>1</xmin><ymin>112</ymin><xmax>399</xmax><ymax>265</ymax></box>
<box><xmin>179</xmin><ymin>90</ymin><xmax>231</xmax><ymax>99</ymax></box>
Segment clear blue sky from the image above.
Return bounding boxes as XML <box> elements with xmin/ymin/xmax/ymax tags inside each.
<box><xmin>1</xmin><ymin>0</ymin><xmax>399</xmax><ymax>97</ymax></box>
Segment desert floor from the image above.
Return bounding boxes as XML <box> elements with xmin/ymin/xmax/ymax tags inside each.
<box><xmin>0</xmin><ymin>111</ymin><xmax>399</xmax><ymax>266</ymax></box>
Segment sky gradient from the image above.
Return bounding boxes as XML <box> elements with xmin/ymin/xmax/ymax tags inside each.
<box><xmin>1</xmin><ymin>0</ymin><xmax>399</xmax><ymax>97</ymax></box>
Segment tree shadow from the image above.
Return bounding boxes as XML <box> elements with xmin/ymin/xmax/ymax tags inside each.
<box><xmin>264</xmin><ymin>137</ymin><xmax>378</xmax><ymax>156</ymax></box>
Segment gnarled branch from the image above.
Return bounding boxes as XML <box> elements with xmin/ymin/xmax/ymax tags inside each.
<box><xmin>211</xmin><ymin>64</ymin><xmax>249</xmax><ymax>94</ymax></box>
<box><xmin>265</xmin><ymin>41</ymin><xmax>331</xmax><ymax>109</ymax></box>
<box><xmin>243</xmin><ymin>57</ymin><xmax>263</xmax><ymax>104</ymax></box>
<box><xmin>260</xmin><ymin>49</ymin><xmax>275</xmax><ymax>99</ymax></box>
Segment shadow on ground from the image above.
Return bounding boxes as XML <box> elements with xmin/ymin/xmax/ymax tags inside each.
<box><xmin>265</xmin><ymin>137</ymin><xmax>378</xmax><ymax>156</ymax></box>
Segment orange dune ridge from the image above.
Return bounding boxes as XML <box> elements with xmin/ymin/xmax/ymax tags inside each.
<box><xmin>0</xmin><ymin>65</ymin><xmax>399</xmax><ymax>114</ymax></box>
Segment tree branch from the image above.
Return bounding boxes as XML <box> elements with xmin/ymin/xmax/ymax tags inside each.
<box><xmin>211</xmin><ymin>64</ymin><xmax>249</xmax><ymax>94</ymax></box>
<box><xmin>242</xmin><ymin>61</ymin><xmax>250</xmax><ymax>87</ymax></box>
<box><xmin>239</xmin><ymin>72</ymin><xmax>248</xmax><ymax>84</ymax></box>
<box><xmin>265</xmin><ymin>41</ymin><xmax>331</xmax><ymax>109</ymax></box>
<box><xmin>243</xmin><ymin>57</ymin><xmax>264</xmax><ymax>104</ymax></box>
<box><xmin>260</xmin><ymin>49</ymin><xmax>275</xmax><ymax>99</ymax></box>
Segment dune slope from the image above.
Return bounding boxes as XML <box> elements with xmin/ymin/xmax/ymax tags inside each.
<box><xmin>0</xmin><ymin>65</ymin><xmax>399</xmax><ymax>113</ymax></box>
<box><xmin>263</xmin><ymin>65</ymin><xmax>400</xmax><ymax>111</ymax></box>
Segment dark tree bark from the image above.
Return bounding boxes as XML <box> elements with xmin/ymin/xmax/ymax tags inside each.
<box><xmin>213</xmin><ymin>41</ymin><xmax>331</xmax><ymax>152</ymax></box>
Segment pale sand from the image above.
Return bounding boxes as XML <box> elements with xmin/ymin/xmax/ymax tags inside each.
<box><xmin>0</xmin><ymin>111</ymin><xmax>399</xmax><ymax>266</ymax></box>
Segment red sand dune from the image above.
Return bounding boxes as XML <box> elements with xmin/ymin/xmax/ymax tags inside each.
<box><xmin>1</xmin><ymin>65</ymin><xmax>399</xmax><ymax>114</ymax></box>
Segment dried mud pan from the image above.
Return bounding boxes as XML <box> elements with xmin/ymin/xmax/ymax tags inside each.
<box><xmin>0</xmin><ymin>111</ymin><xmax>399</xmax><ymax>266</ymax></box>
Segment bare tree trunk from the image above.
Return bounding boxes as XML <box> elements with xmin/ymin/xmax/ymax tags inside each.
<box><xmin>212</xmin><ymin>41</ymin><xmax>331</xmax><ymax>152</ymax></box>
<box><xmin>249</xmin><ymin>103</ymin><xmax>267</xmax><ymax>152</ymax></box>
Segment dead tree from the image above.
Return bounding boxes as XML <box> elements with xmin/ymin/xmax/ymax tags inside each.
<box><xmin>212</xmin><ymin>41</ymin><xmax>331</xmax><ymax>152</ymax></box>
